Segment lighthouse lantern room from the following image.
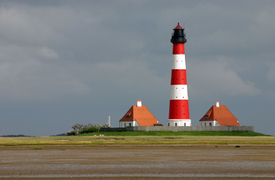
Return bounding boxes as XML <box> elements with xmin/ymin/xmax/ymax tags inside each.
<box><xmin>167</xmin><ymin>23</ymin><xmax>191</xmax><ymax>127</ymax></box>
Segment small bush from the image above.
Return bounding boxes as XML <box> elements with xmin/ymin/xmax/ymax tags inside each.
<box><xmin>80</xmin><ymin>127</ymin><xmax>101</xmax><ymax>134</ymax></box>
<box><xmin>66</xmin><ymin>131</ymin><xmax>76</xmax><ymax>136</ymax></box>
<box><xmin>67</xmin><ymin>123</ymin><xmax>110</xmax><ymax>135</ymax></box>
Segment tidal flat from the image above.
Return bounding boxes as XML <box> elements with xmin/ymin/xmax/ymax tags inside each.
<box><xmin>0</xmin><ymin>145</ymin><xmax>274</xmax><ymax>179</ymax></box>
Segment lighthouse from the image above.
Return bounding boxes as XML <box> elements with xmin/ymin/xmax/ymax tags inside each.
<box><xmin>167</xmin><ymin>23</ymin><xmax>191</xmax><ymax>126</ymax></box>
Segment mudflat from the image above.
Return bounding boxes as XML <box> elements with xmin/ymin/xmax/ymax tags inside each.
<box><xmin>0</xmin><ymin>145</ymin><xmax>274</xmax><ymax>179</ymax></box>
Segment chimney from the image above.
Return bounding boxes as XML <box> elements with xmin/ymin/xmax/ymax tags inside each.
<box><xmin>216</xmin><ymin>101</ymin><xmax>220</xmax><ymax>107</ymax></box>
<box><xmin>137</xmin><ymin>100</ymin><xmax>142</xmax><ymax>107</ymax></box>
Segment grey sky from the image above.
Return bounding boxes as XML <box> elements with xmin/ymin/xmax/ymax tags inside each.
<box><xmin>0</xmin><ymin>0</ymin><xmax>274</xmax><ymax>136</ymax></box>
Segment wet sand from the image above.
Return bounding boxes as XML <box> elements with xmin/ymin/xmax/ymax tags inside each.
<box><xmin>0</xmin><ymin>145</ymin><xmax>274</xmax><ymax>179</ymax></box>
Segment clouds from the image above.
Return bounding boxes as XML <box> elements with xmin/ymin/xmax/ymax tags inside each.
<box><xmin>0</xmin><ymin>1</ymin><xmax>165</xmax><ymax>103</ymax></box>
<box><xmin>251</xmin><ymin>5</ymin><xmax>275</xmax><ymax>46</ymax></box>
<box><xmin>0</xmin><ymin>5</ymin><xmax>55</xmax><ymax>46</ymax></box>
<box><xmin>267</xmin><ymin>62</ymin><xmax>275</xmax><ymax>83</ymax></box>
<box><xmin>189</xmin><ymin>57</ymin><xmax>261</xmax><ymax>98</ymax></box>
<box><xmin>89</xmin><ymin>59</ymin><xmax>168</xmax><ymax>99</ymax></box>
<box><xmin>38</xmin><ymin>47</ymin><xmax>59</xmax><ymax>59</ymax></box>
<box><xmin>0</xmin><ymin>0</ymin><xmax>274</xmax><ymax>136</ymax></box>
<box><xmin>0</xmin><ymin>45</ymin><xmax>90</xmax><ymax>102</ymax></box>
<box><xmin>0</xmin><ymin>40</ymin><xmax>166</xmax><ymax>102</ymax></box>
<box><xmin>0</xmin><ymin>3</ymin><xmax>89</xmax><ymax>102</ymax></box>
<box><xmin>185</xmin><ymin>1</ymin><xmax>275</xmax><ymax>58</ymax></box>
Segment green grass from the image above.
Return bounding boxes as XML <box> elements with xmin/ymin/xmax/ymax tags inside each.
<box><xmin>0</xmin><ymin>135</ymin><xmax>274</xmax><ymax>146</ymax></box>
<box><xmin>78</xmin><ymin>131</ymin><xmax>269</xmax><ymax>136</ymax></box>
<box><xmin>0</xmin><ymin>131</ymin><xmax>273</xmax><ymax>146</ymax></box>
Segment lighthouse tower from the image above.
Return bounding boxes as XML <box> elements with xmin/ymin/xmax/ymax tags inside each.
<box><xmin>167</xmin><ymin>23</ymin><xmax>191</xmax><ymax>126</ymax></box>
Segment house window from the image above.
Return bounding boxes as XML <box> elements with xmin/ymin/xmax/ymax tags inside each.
<box><xmin>209</xmin><ymin>122</ymin><xmax>212</xmax><ymax>126</ymax></box>
<box><xmin>184</xmin><ymin>123</ymin><xmax>186</xmax><ymax>126</ymax></box>
<box><xmin>205</xmin><ymin>123</ymin><xmax>206</xmax><ymax>126</ymax></box>
<box><xmin>168</xmin><ymin>123</ymin><xmax>170</xmax><ymax>126</ymax></box>
<box><xmin>124</xmin><ymin>123</ymin><xmax>126</xmax><ymax>127</ymax></box>
<box><xmin>205</xmin><ymin>115</ymin><xmax>209</xmax><ymax>119</ymax></box>
<box><xmin>175</xmin><ymin>123</ymin><xmax>177</xmax><ymax>126</ymax></box>
<box><xmin>129</xmin><ymin>123</ymin><xmax>131</xmax><ymax>127</ymax></box>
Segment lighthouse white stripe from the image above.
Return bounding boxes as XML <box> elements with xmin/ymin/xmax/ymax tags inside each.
<box><xmin>172</xmin><ymin>54</ymin><xmax>186</xmax><ymax>69</ymax></box>
<box><xmin>170</xmin><ymin>85</ymin><xmax>189</xmax><ymax>100</ymax></box>
<box><xmin>167</xmin><ymin>119</ymin><xmax>191</xmax><ymax>126</ymax></box>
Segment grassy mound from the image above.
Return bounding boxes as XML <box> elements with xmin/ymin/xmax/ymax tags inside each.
<box><xmin>78</xmin><ymin>131</ymin><xmax>269</xmax><ymax>136</ymax></box>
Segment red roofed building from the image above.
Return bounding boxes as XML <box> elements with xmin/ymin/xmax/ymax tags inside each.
<box><xmin>199</xmin><ymin>101</ymin><xmax>240</xmax><ymax>126</ymax></box>
<box><xmin>119</xmin><ymin>100</ymin><xmax>159</xmax><ymax>127</ymax></box>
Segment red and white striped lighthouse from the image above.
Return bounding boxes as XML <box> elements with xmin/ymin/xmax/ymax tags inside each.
<box><xmin>167</xmin><ymin>23</ymin><xmax>191</xmax><ymax>126</ymax></box>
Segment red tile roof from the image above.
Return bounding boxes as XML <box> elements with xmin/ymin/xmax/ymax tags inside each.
<box><xmin>199</xmin><ymin>104</ymin><xmax>240</xmax><ymax>126</ymax></box>
<box><xmin>119</xmin><ymin>105</ymin><xmax>158</xmax><ymax>126</ymax></box>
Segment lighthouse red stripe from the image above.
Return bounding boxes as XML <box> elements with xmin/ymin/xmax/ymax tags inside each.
<box><xmin>170</xmin><ymin>69</ymin><xmax>187</xmax><ymax>85</ymax></box>
<box><xmin>169</xmin><ymin>100</ymin><xmax>190</xmax><ymax>119</ymax></box>
<box><xmin>173</xmin><ymin>43</ymin><xmax>185</xmax><ymax>54</ymax></box>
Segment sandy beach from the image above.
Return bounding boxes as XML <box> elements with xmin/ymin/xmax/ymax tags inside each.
<box><xmin>0</xmin><ymin>145</ymin><xmax>274</xmax><ymax>179</ymax></box>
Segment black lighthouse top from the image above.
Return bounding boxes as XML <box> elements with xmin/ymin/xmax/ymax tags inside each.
<box><xmin>170</xmin><ymin>23</ymin><xmax>187</xmax><ymax>43</ymax></box>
